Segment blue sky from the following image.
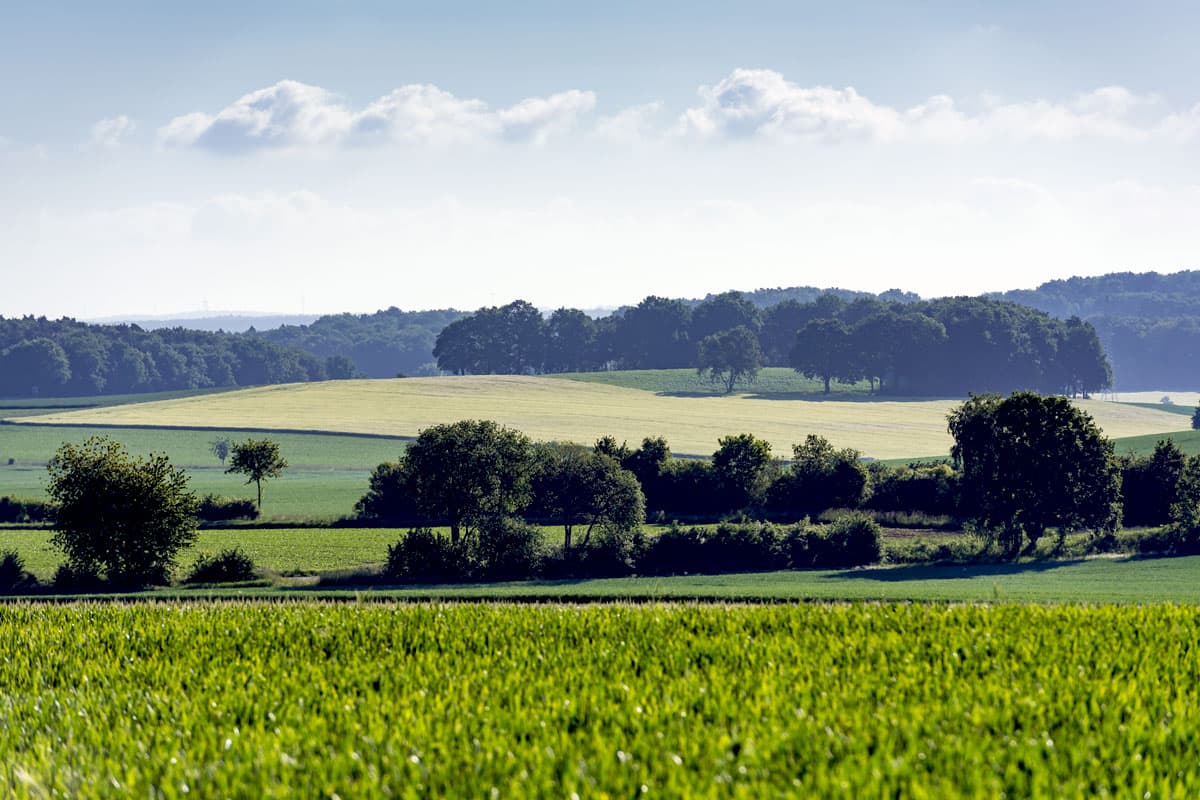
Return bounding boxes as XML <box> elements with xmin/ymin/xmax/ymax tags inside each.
<box><xmin>2</xmin><ymin>1</ymin><xmax>1199</xmax><ymax>317</ymax></box>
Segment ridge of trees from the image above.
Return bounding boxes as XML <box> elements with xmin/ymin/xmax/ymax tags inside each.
<box><xmin>433</xmin><ymin>294</ymin><xmax>1112</xmax><ymax>397</ymax></box>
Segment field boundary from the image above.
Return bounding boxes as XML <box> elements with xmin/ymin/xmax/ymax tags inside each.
<box><xmin>0</xmin><ymin>418</ymin><xmax>416</xmax><ymax>444</ymax></box>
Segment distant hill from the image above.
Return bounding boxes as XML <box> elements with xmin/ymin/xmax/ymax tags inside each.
<box><xmin>89</xmin><ymin>313</ymin><xmax>322</xmax><ymax>333</ymax></box>
<box><xmin>992</xmin><ymin>271</ymin><xmax>1200</xmax><ymax>391</ymax></box>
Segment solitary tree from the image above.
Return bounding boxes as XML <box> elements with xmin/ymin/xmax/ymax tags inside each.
<box><xmin>697</xmin><ymin>326</ymin><xmax>763</xmax><ymax>393</ymax></box>
<box><xmin>209</xmin><ymin>437</ymin><xmax>232</xmax><ymax>466</ymax></box>
<box><xmin>226</xmin><ymin>439</ymin><xmax>288</xmax><ymax>512</ymax></box>
<box><xmin>948</xmin><ymin>392</ymin><xmax>1121</xmax><ymax>555</ymax></box>
<box><xmin>46</xmin><ymin>436</ymin><xmax>198</xmax><ymax>586</ymax></box>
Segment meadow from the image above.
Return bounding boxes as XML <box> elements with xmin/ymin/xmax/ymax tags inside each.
<box><xmin>10</xmin><ymin>374</ymin><xmax>1187</xmax><ymax>461</ymax></box>
<box><xmin>3</xmin><ymin>603</ymin><xmax>1200</xmax><ymax>797</ymax></box>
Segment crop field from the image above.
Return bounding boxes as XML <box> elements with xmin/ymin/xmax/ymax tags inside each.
<box><xmin>8</xmin><ymin>376</ymin><xmax>1188</xmax><ymax>460</ymax></box>
<box><xmin>553</xmin><ymin>367</ymin><xmax>875</xmax><ymax>396</ymax></box>
<box><xmin>3</xmin><ymin>603</ymin><xmax>1200</xmax><ymax>797</ymax></box>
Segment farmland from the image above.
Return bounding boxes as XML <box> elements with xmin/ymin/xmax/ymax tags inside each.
<box><xmin>4</xmin><ymin>603</ymin><xmax>1200</xmax><ymax>797</ymax></box>
<box><xmin>9</xmin><ymin>374</ymin><xmax>1188</xmax><ymax>460</ymax></box>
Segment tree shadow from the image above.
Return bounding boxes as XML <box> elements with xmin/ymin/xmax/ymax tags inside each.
<box><xmin>829</xmin><ymin>558</ymin><xmax>1097</xmax><ymax>582</ymax></box>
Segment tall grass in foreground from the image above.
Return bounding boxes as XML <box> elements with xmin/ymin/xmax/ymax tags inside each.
<box><xmin>1</xmin><ymin>603</ymin><xmax>1198</xmax><ymax>797</ymax></box>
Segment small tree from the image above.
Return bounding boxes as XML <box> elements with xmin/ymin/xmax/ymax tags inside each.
<box><xmin>226</xmin><ymin>439</ymin><xmax>288</xmax><ymax>512</ymax></box>
<box><xmin>46</xmin><ymin>436</ymin><xmax>198</xmax><ymax>586</ymax></box>
<box><xmin>711</xmin><ymin>433</ymin><xmax>776</xmax><ymax>510</ymax></box>
<box><xmin>209</xmin><ymin>437</ymin><xmax>232</xmax><ymax>466</ymax></box>
<box><xmin>697</xmin><ymin>326</ymin><xmax>762</xmax><ymax>394</ymax></box>
<box><xmin>532</xmin><ymin>443</ymin><xmax>645</xmax><ymax>555</ymax></box>
<box><xmin>1192</xmin><ymin>403</ymin><xmax>1200</xmax><ymax>431</ymax></box>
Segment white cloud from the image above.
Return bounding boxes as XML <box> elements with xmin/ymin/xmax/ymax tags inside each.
<box><xmin>160</xmin><ymin>80</ymin><xmax>596</xmax><ymax>152</ymax></box>
<box><xmin>594</xmin><ymin>102</ymin><xmax>665</xmax><ymax>143</ymax></box>
<box><xmin>680</xmin><ymin>69</ymin><xmax>1190</xmax><ymax>145</ymax></box>
<box><xmin>89</xmin><ymin>115</ymin><xmax>137</xmax><ymax>149</ymax></box>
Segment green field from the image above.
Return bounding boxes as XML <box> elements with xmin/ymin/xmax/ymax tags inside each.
<box><xmin>0</xmin><ymin>424</ymin><xmax>407</xmax><ymax>520</ymax></box>
<box><xmin>10</xmin><ymin>376</ymin><xmax>1187</xmax><ymax>461</ymax></box>
<box><xmin>4</xmin><ymin>602</ymin><xmax>1200</xmax><ymax>797</ymax></box>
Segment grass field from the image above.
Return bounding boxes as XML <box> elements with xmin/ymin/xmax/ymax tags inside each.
<box><xmin>4</xmin><ymin>524</ymin><xmax>1200</xmax><ymax>603</ymax></box>
<box><xmin>4</xmin><ymin>603</ymin><xmax>1200</xmax><ymax>796</ymax></box>
<box><xmin>553</xmin><ymin>367</ymin><xmax>875</xmax><ymax>396</ymax></box>
<box><xmin>9</xmin><ymin>376</ymin><xmax>1188</xmax><ymax>460</ymax></box>
<box><xmin>0</xmin><ymin>424</ymin><xmax>407</xmax><ymax>520</ymax></box>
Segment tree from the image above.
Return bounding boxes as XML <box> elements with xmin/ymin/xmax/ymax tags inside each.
<box><xmin>613</xmin><ymin>296</ymin><xmax>692</xmax><ymax>369</ymax></box>
<box><xmin>948</xmin><ymin>392</ymin><xmax>1121</xmax><ymax>555</ymax></box>
<box><xmin>697</xmin><ymin>326</ymin><xmax>763</xmax><ymax>393</ymax></box>
<box><xmin>1121</xmin><ymin>439</ymin><xmax>1188</xmax><ymax>527</ymax></box>
<box><xmin>1192</xmin><ymin>404</ymin><xmax>1200</xmax><ymax>431</ymax></box>
<box><xmin>400</xmin><ymin>420</ymin><xmax>535</xmax><ymax>544</ymax></box>
<box><xmin>0</xmin><ymin>337</ymin><xmax>71</xmax><ymax>397</ymax></box>
<box><xmin>209</xmin><ymin>437</ymin><xmax>232</xmax><ymax>466</ymax></box>
<box><xmin>46</xmin><ymin>436</ymin><xmax>198</xmax><ymax>586</ymax></box>
<box><xmin>790</xmin><ymin>319</ymin><xmax>856</xmax><ymax>394</ymax></box>
<box><xmin>711</xmin><ymin>433</ymin><xmax>776</xmax><ymax>510</ymax></box>
<box><xmin>531</xmin><ymin>444</ymin><xmax>645</xmax><ymax>555</ymax></box>
<box><xmin>226</xmin><ymin>439</ymin><xmax>288</xmax><ymax>511</ymax></box>
<box><xmin>766</xmin><ymin>434</ymin><xmax>868</xmax><ymax>515</ymax></box>
<box><xmin>690</xmin><ymin>291</ymin><xmax>762</xmax><ymax>341</ymax></box>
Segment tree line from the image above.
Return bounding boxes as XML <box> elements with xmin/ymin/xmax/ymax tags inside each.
<box><xmin>433</xmin><ymin>293</ymin><xmax>1112</xmax><ymax>396</ymax></box>
<box><xmin>0</xmin><ymin>316</ymin><xmax>352</xmax><ymax>397</ymax></box>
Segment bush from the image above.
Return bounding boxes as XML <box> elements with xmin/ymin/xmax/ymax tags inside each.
<box><xmin>0</xmin><ymin>496</ymin><xmax>55</xmax><ymax>524</ymax></box>
<box><xmin>197</xmin><ymin>495</ymin><xmax>259</xmax><ymax>523</ymax></box>
<box><xmin>0</xmin><ymin>549</ymin><xmax>38</xmax><ymax>594</ymax></box>
<box><xmin>384</xmin><ymin>528</ymin><xmax>469</xmax><ymax>583</ymax></box>
<box><xmin>51</xmin><ymin>562</ymin><xmax>104</xmax><ymax>593</ymax></box>
<box><xmin>185</xmin><ymin>548</ymin><xmax>259</xmax><ymax>584</ymax></box>
<box><xmin>816</xmin><ymin>513</ymin><xmax>883</xmax><ymax>567</ymax></box>
<box><xmin>638</xmin><ymin>522</ymin><xmax>786</xmax><ymax>576</ymax></box>
<box><xmin>866</xmin><ymin>463</ymin><xmax>960</xmax><ymax>517</ymax></box>
<box><xmin>638</xmin><ymin>524</ymin><xmax>708</xmax><ymax>575</ymax></box>
<box><xmin>471</xmin><ymin>518</ymin><xmax>543</xmax><ymax>581</ymax></box>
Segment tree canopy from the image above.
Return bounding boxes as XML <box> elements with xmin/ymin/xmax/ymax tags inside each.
<box><xmin>226</xmin><ymin>439</ymin><xmax>288</xmax><ymax>511</ymax></box>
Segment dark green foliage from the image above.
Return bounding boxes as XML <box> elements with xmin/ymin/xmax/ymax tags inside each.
<box><xmin>0</xmin><ymin>549</ymin><xmax>38</xmax><ymax>594</ymax></box>
<box><xmin>185</xmin><ymin>548</ymin><xmax>258</xmax><ymax>584</ymax></box>
<box><xmin>399</xmin><ymin>420</ymin><xmax>535</xmax><ymax>544</ymax></box>
<box><xmin>711</xmin><ymin>433</ymin><xmax>775</xmax><ymax>510</ymax></box>
<box><xmin>196</xmin><ymin>495</ymin><xmax>259</xmax><ymax>522</ymax></box>
<box><xmin>469</xmin><ymin>517</ymin><xmax>543</xmax><ymax>581</ymax></box>
<box><xmin>1193</xmin><ymin>404</ymin><xmax>1200</xmax><ymax>431</ymax></box>
<box><xmin>865</xmin><ymin>463</ymin><xmax>959</xmax><ymax>517</ymax></box>
<box><xmin>433</xmin><ymin>300</ymin><xmax>545</xmax><ymax>375</ymax></box>
<box><xmin>384</xmin><ymin>528</ymin><xmax>469</xmax><ymax>583</ymax></box>
<box><xmin>696</xmin><ymin>325</ymin><xmax>762</xmax><ymax>393</ymax></box>
<box><xmin>355</xmin><ymin>460</ymin><xmax>419</xmax><ymax>522</ymax></box>
<box><xmin>46</xmin><ymin>436</ymin><xmax>199</xmax><ymax>587</ymax></box>
<box><xmin>815</xmin><ymin>513</ymin><xmax>883</xmax><ymax>567</ymax></box>
<box><xmin>949</xmin><ymin>392</ymin><xmax>1122</xmax><ymax>556</ymax></box>
<box><xmin>0</xmin><ymin>496</ymin><xmax>55</xmax><ymax>524</ymax></box>
<box><xmin>767</xmin><ymin>435</ymin><xmax>868</xmax><ymax>516</ymax></box>
<box><xmin>1121</xmin><ymin>440</ymin><xmax>1188</xmax><ymax>527</ymax></box>
<box><xmin>530</xmin><ymin>444</ymin><xmax>644</xmax><ymax>555</ymax></box>
<box><xmin>226</xmin><ymin>439</ymin><xmax>288</xmax><ymax>511</ymax></box>
<box><xmin>51</xmin><ymin>562</ymin><xmax>104</xmax><ymax>592</ymax></box>
<box><xmin>0</xmin><ymin>337</ymin><xmax>71</xmax><ymax>396</ymax></box>
<box><xmin>790</xmin><ymin>318</ymin><xmax>855</xmax><ymax>394</ymax></box>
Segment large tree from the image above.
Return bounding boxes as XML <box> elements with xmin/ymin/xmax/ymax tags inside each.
<box><xmin>531</xmin><ymin>444</ymin><xmax>644</xmax><ymax>555</ymax></box>
<box><xmin>790</xmin><ymin>318</ymin><xmax>856</xmax><ymax>394</ymax></box>
<box><xmin>401</xmin><ymin>419</ymin><xmax>535</xmax><ymax>544</ymax></box>
<box><xmin>47</xmin><ymin>436</ymin><xmax>198</xmax><ymax>586</ymax></box>
<box><xmin>948</xmin><ymin>392</ymin><xmax>1121</xmax><ymax>555</ymax></box>
<box><xmin>711</xmin><ymin>433</ymin><xmax>776</xmax><ymax>510</ymax></box>
<box><xmin>690</xmin><ymin>291</ymin><xmax>762</xmax><ymax>341</ymax></box>
<box><xmin>697</xmin><ymin>326</ymin><xmax>762</xmax><ymax>393</ymax></box>
<box><xmin>766</xmin><ymin>434</ymin><xmax>868</xmax><ymax>515</ymax></box>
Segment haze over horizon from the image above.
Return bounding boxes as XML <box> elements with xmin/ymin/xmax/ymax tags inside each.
<box><xmin>3</xmin><ymin>1</ymin><xmax>1199</xmax><ymax>319</ymax></box>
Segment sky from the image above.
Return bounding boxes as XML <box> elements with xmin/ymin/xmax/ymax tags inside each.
<box><xmin>2</xmin><ymin>0</ymin><xmax>1199</xmax><ymax>319</ymax></box>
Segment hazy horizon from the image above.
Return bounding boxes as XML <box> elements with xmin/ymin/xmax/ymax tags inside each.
<box><xmin>4</xmin><ymin>1</ymin><xmax>1199</xmax><ymax>319</ymax></box>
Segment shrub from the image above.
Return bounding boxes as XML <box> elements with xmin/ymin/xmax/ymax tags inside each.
<box><xmin>197</xmin><ymin>495</ymin><xmax>259</xmax><ymax>523</ymax></box>
<box><xmin>51</xmin><ymin>562</ymin><xmax>104</xmax><ymax>593</ymax></box>
<box><xmin>471</xmin><ymin>517</ymin><xmax>543</xmax><ymax>581</ymax></box>
<box><xmin>816</xmin><ymin>513</ymin><xmax>883</xmax><ymax>567</ymax></box>
<box><xmin>0</xmin><ymin>549</ymin><xmax>37</xmax><ymax>594</ymax></box>
<box><xmin>0</xmin><ymin>496</ymin><xmax>55</xmax><ymax>524</ymax></box>
<box><xmin>866</xmin><ymin>463</ymin><xmax>960</xmax><ymax>517</ymax></box>
<box><xmin>185</xmin><ymin>548</ymin><xmax>259</xmax><ymax>584</ymax></box>
<box><xmin>638</xmin><ymin>524</ymin><xmax>708</xmax><ymax>575</ymax></box>
<box><xmin>384</xmin><ymin>528</ymin><xmax>469</xmax><ymax>583</ymax></box>
<box><xmin>703</xmin><ymin>522</ymin><xmax>786</xmax><ymax>573</ymax></box>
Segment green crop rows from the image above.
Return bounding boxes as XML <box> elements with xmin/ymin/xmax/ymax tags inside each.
<box><xmin>2</xmin><ymin>603</ymin><xmax>1199</xmax><ymax>797</ymax></box>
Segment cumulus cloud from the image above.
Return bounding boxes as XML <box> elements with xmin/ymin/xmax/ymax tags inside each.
<box><xmin>680</xmin><ymin>69</ymin><xmax>1192</xmax><ymax>145</ymax></box>
<box><xmin>160</xmin><ymin>80</ymin><xmax>596</xmax><ymax>152</ymax></box>
<box><xmin>594</xmin><ymin>102</ymin><xmax>665</xmax><ymax>143</ymax></box>
<box><xmin>90</xmin><ymin>115</ymin><xmax>137</xmax><ymax>149</ymax></box>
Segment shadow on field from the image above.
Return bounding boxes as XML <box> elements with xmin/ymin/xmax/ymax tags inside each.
<box><xmin>651</xmin><ymin>391</ymin><xmax>956</xmax><ymax>403</ymax></box>
<box><xmin>831</xmin><ymin>559</ymin><xmax>1092</xmax><ymax>583</ymax></box>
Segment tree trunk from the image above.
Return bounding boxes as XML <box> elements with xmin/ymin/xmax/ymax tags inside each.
<box><xmin>823</xmin><ymin>376</ymin><xmax>831</xmax><ymax>394</ymax></box>
<box><xmin>256</xmin><ymin>479</ymin><xmax>262</xmax><ymax>511</ymax></box>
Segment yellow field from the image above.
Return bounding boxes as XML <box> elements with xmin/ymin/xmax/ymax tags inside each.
<box><xmin>11</xmin><ymin>377</ymin><xmax>1189</xmax><ymax>460</ymax></box>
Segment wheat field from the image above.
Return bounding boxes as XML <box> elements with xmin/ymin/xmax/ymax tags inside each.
<box><xmin>11</xmin><ymin>376</ymin><xmax>1189</xmax><ymax>460</ymax></box>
